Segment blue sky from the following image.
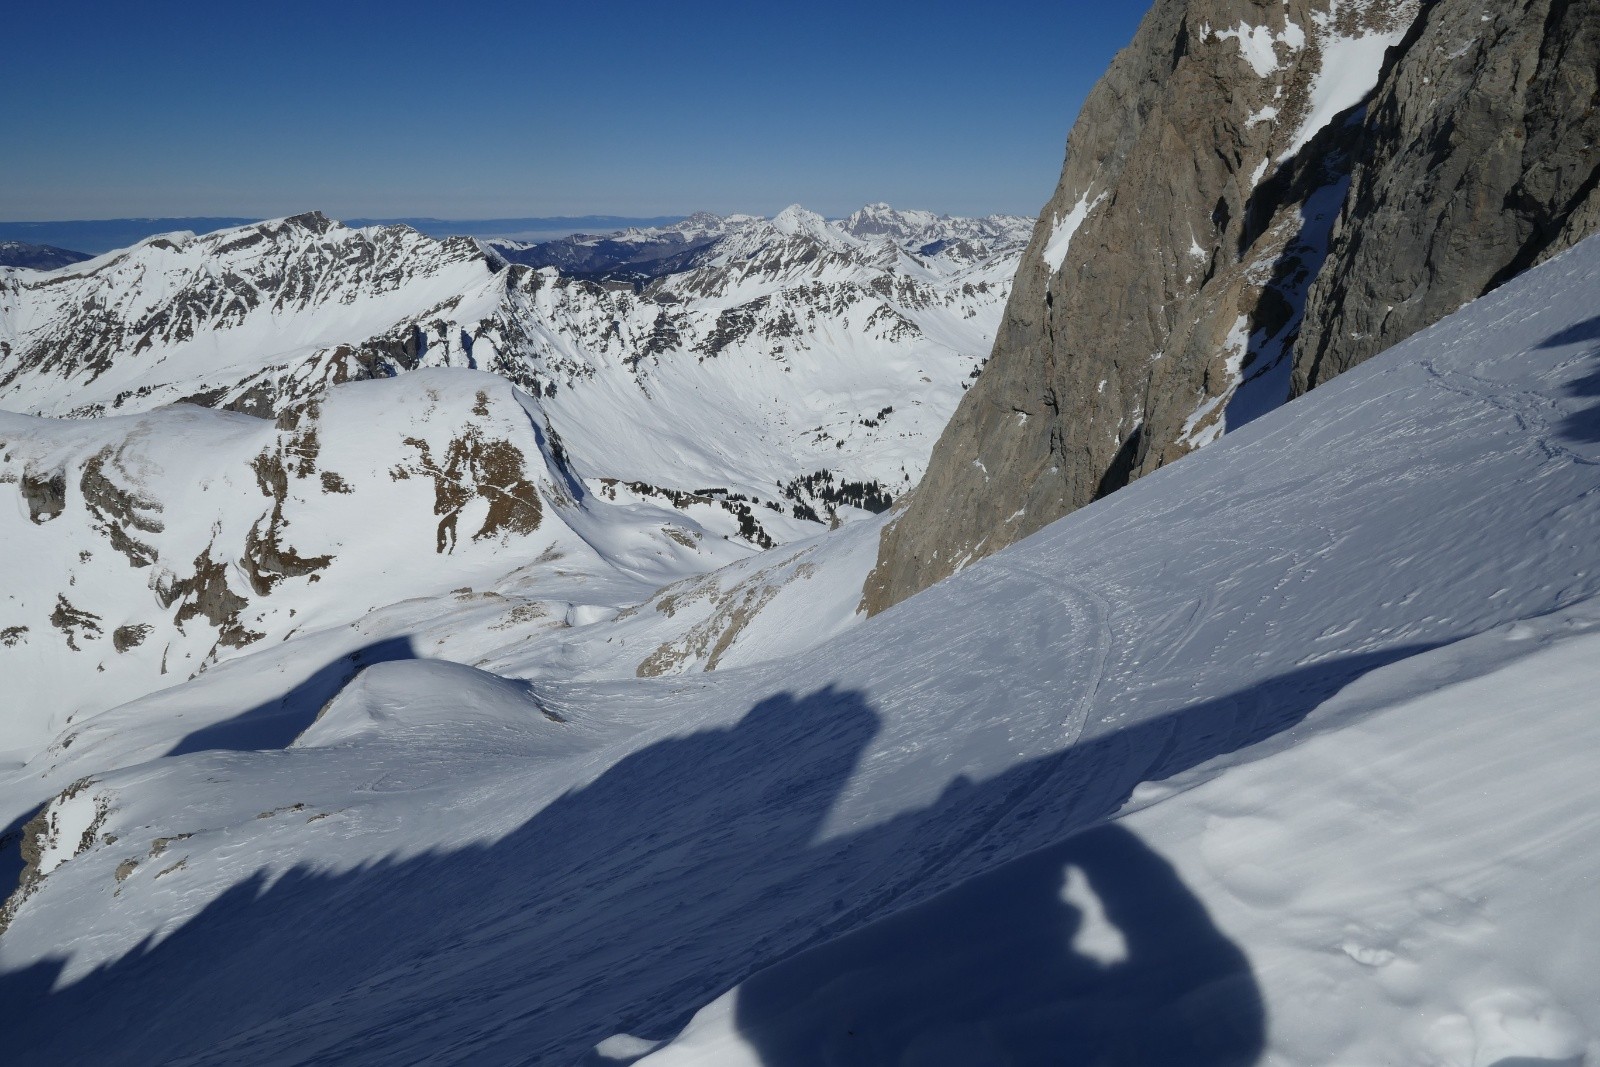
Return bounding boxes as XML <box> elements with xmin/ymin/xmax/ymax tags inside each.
<box><xmin>3</xmin><ymin>1</ymin><xmax>1149</xmax><ymax>221</ymax></box>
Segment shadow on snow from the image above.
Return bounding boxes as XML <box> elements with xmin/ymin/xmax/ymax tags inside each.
<box><xmin>1546</xmin><ymin>317</ymin><xmax>1600</xmax><ymax>445</ymax></box>
<box><xmin>0</xmin><ymin>645</ymin><xmax>1434</xmax><ymax>1065</ymax></box>
<box><xmin>164</xmin><ymin>637</ymin><xmax>417</xmax><ymax>756</ymax></box>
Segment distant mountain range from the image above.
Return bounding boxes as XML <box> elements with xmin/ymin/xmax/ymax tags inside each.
<box><xmin>490</xmin><ymin>204</ymin><xmax>1032</xmax><ymax>283</ymax></box>
<box><xmin>0</xmin><ymin>241</ymin><xmax>93</xmax><ymax>271</ymax></box>
<box><xmin>0</xmin><ymin>203</ymin><xmax>1029</xmax><ymax>732</ymax></box>
<box><xmin>0</xmin><ymin>216</ymin><xmax>692</xmax><ymax>255</ymax></box>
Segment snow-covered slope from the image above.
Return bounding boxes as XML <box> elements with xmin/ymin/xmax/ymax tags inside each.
<box><xmin>0</xmin><ymin>370</ymin><xmax>764</xmax><ymax>757</ymax></box>
<box><xmin>0</xmin><ymin>204</ymin><xmax>1025</xmax><ymax>806</ymax></box>
<box><xmin>3</xmin><ymin>227</ymin><xmax>1598</xmax><ymax>1066</ymax></box>
<box><xmin>646</xmin><ymin>602</ymin><xmax>1600</xmax><ymax>1067</ymax></box>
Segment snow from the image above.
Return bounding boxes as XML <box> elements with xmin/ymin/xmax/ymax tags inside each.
<box><xmin>1042</xmin><ymin>190</ymin><xmax>1105</xmax><ymax>272</ymax></box>
<box><xmin>1208</xmin><ymin>21</ymin><xmax>1303</xmax><ymax>77</ymax></box>
<box><xmin>1281</xmin><ymin>20</ymin><xmax>1414</xmax><ymax>161</ymax></box>
<box><xmin>641</xmin><ymin>604</ymin><xmax>1600</xmax><ymax>1067</ymax></box>
<box><xmin>1247</xmin><ymin>104</ymin><xmax>1280</xmax><ymax>126</ymax></box>
<box><xmin>33</xmin><ymin>788</ymin><xmax>100</xmax><ymax>878</ymax></box>
<box><xmin>770</xmin><ymin>204</ymin><xmax>856</xmax><ymax>250</ymax></box>
<box><xmin>3</xmin><ymin>228</ymin><xmax>1600</xmax><ymax>1063</ymax></box>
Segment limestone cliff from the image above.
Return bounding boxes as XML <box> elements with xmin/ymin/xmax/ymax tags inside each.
<box><xmin>863</xmin><ymin>0</ymin><xmax>1600</xmax><ymax>615</ymax></box>
<box><xmin>1292</xmin><ymin>0</ymin><xmax>1600</xmax><ymax>393</ymax></box>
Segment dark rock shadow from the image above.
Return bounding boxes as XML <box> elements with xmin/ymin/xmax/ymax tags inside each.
<box><xmin>1536</xmin><ymin>314</ymin><xmax>1600</xmax><ymax>444</ymax></box>
<box><xmin>165</xmin><ymin>636</ymin><xmax>416</xmax><ymax>756</ymax></box>
<box><xmin>0</xmin><ymin>646</ymin><xmax>1432</xmax><ymax>1065</ymax></box>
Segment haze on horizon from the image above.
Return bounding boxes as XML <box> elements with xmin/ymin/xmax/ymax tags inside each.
<box><xmin>4</xmin><ymin>1</ymin><xmax>1146</xmax><ymax>222</ymax></box>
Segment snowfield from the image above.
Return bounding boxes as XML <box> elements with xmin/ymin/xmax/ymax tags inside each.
<box><xmin>1</xmin><ymin>226</ymin><xmax>1599</xmax><ymax>1064</ymax></box>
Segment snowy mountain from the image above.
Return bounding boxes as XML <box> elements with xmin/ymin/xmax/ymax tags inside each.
<box><xmin>0</xmin><ymin>206</ymin><xmax>1023</xmax><ymax>538</ymax></box>
<box><xmin>491</xmin><ymin>205</ymin><xmax>1031</xmax><ymax>282</ymax></box>
<box><xmin>3</xmin><ymin>220</ymin><xmax>1599</xmax><ymax>1065</ymax></box>
<box><xmin>0</xmin><ymin>203</ymin><xmax>1025</xmax><ymax>773</ymax></box>
<box><xmin>4</xmin><ymin>3</ymin><xmax>1597</xmax><ymax>1056</ymax></box>
<box><xmin>0</xmin><ymin>241</ymin><xmax>92</xmax><ymax>271</ymax></box>
<box><xmin>490</xmin><ymin>211</ymin><xmax>755</xmax><ymax>278</ymax></box>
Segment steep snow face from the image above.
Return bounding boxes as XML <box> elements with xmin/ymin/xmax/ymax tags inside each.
<box><xmin>2</xmin><ymin>235</ymin><xmax>1598</xmax><ymax>1064</ymax></box>
<box><xmin>0</xmin><ymin>206</ymin><xmax>1026</xmax><ymax>538</ymax></box>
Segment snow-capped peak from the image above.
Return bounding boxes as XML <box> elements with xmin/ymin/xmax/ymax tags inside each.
<box><xmin>770</xmin><ymin>204</ymin><xmax>849</xmax><ymax>243</ymax></box>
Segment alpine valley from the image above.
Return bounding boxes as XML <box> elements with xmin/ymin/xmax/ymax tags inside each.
<box><xmin>4</xmin><ymin>0</ymin><xmax>1600</xmax><ymax>1064</ymax></box>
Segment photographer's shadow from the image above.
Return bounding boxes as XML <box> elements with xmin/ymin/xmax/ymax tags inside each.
<box><xmin>732</xmin><ymin>823</ymin><xmax>1261</xmax><ymax>1067</ymax></box>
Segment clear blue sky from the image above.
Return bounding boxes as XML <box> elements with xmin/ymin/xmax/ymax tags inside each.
<box><xmin>3</xmin><ymin>1</ymin><xmax>1149</xmax><ymax>221</ymax></box>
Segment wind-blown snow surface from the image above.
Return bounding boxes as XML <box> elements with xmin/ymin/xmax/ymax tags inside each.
<box><xmin>3</xmin><ymin>234</ymin><xmax>1600</xmax><ymax>1064</ymax></box>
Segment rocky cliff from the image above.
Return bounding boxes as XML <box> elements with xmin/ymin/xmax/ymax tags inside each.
<box><xmin>863</xmin><ymin>0</ymin><xmax>1600</xmax><ymax>615</ymax></box>
<box><xmin>1292</xmin><ymin>0</ymin><xmax>1600</xmax><ymax>393</ymax></box>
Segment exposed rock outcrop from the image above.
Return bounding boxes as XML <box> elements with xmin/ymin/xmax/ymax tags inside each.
<box><xmin>1291</xmin><ymin>0</ymin><xmax>1600</xmax><ymax>392</ymax></box>
<box><xmin>863</xmin><ymin>0</ymin><xmax>1600</xmax><ymax>615</ymax></box>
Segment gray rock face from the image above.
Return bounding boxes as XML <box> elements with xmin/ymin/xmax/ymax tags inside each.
<box><xmin>863</xmin><ymin>0</ymin><xmax>1599</xmax><ymax>616</ymax></box>
<box><xmin>1292</xmin><ymin>0</ymin><xmax>1600</xmax><ymax>393</ymax></box>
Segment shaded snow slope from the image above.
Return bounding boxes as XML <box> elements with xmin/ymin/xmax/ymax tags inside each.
<box><xmin>645</xmin><ymin>602</ymin><xmax>1600</xmax><ymax>1067</ymax></box>
<box><xmin>3</xmin><ymin>234</ymin><xmax>1600</xmax><ymax>1064</ymax></box>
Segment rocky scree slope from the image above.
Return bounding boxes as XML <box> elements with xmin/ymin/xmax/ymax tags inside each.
<box><xmin>864</xmin><ymin>0</ymin><xmax>1600</xmax><ymax>615</ymax></box>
